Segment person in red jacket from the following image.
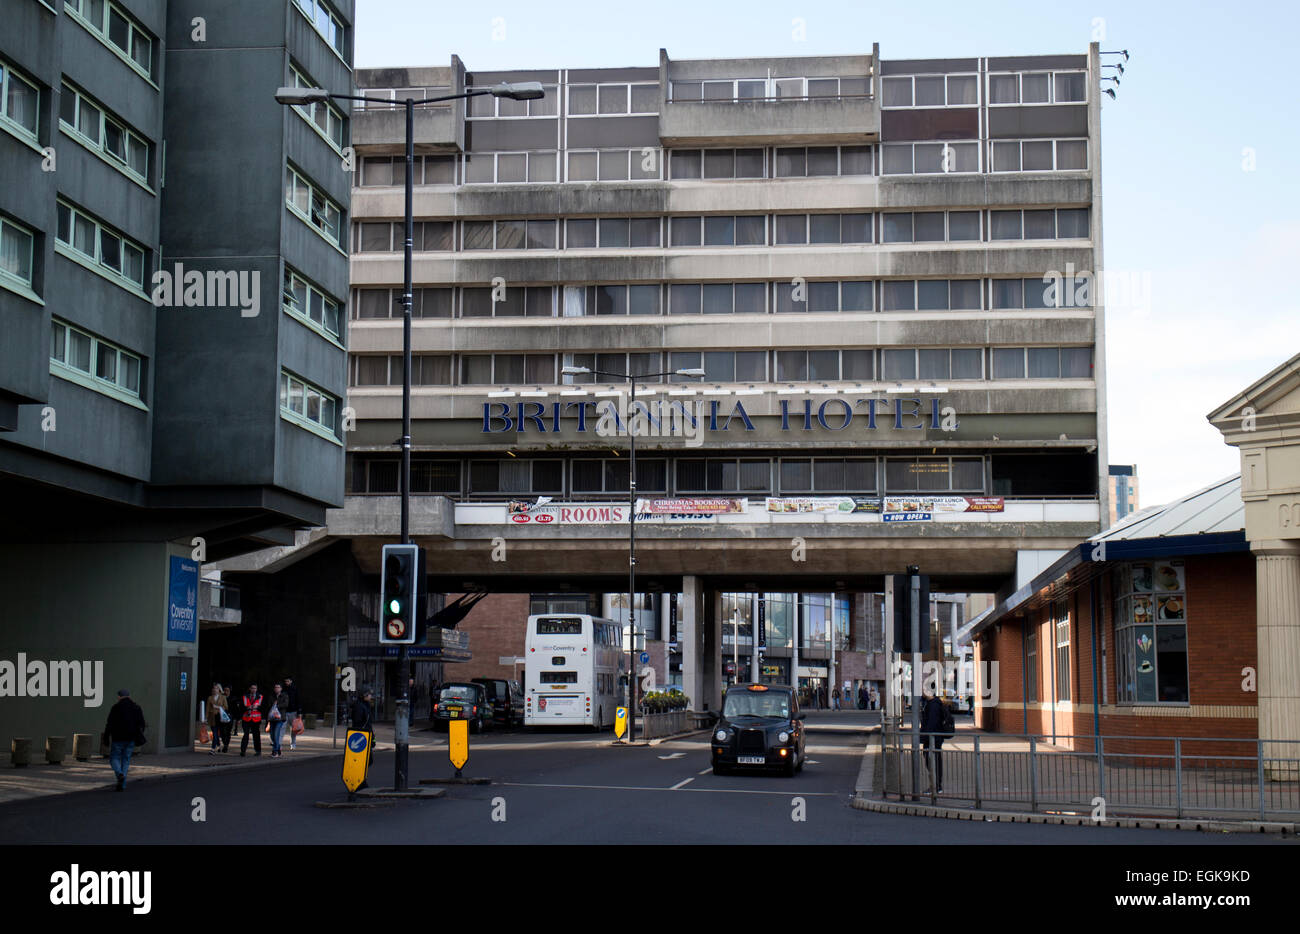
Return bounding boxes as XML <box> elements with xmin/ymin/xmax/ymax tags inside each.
<box><xmin>240</xmin><ymin>683</ymin><xmax>265</xmax><ymax>756</ymax></box>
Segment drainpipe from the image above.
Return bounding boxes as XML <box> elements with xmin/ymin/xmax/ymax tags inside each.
<box><xmin>1048</xmin><ymin>601</ymin><xmax>1057</xmax><ymax>743</ymax></box>
<box><xmin>1020</xmin><ymin>619</ymin><xmax>1028</xmax><ymax>735</ymax></box>
<box><xmin>1090</xmin><ymin>576</ymin><xmax>1101</xmax><ymax>739</ymax></box>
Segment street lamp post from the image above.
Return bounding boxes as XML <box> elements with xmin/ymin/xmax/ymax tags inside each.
<box><xmin>563</xmin><ymin>365</ymin><xmax>703</xmax><ymax>743</ymax></box>
<box><xmin>276</xmin><ymin>79</ymin><xmax>543</xmax><ymax>791</ymax></box>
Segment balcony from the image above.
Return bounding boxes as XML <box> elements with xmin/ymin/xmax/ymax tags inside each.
<box><xmin>352</xmin><ymin>104</ymin><xmax>464</xmax><ymax>154</ymax></box>
<box><xmin>658</xmin><ymin>49</ymin><xmax>879</xmax><ymax>147</ymax></box>
<box><xmin>199</xmin><ymin>580</ymin><xmax>241</xmax><ymax>628</ymax></box>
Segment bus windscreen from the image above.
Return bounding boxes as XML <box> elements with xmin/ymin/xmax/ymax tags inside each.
<box><xmin>536</xmin><ymin>618</ymin><xmax>582</xmax><ymax>634</ymax></box>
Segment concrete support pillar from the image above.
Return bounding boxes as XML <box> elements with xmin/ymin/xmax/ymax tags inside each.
<box><xmin>1255</xmin><ymin>541</ymin><xmax>1300</xmax><ymax>779</ymax></box>
<box><xmin>681</xmin><ymin>576</ymin><xmax>704</xmax><ymax>713</ymax></box>
<box><xmin>709</xmin><ymin>590</ymin><xmax>723</xmax><ymax>709</ymax></box>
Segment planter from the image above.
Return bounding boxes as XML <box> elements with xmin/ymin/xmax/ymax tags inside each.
<box><xmin>45</xmin><ymin>736</ymin><xmax>67</xmax><ymax>765</ymax></box>
<box><xmin>636</xmin><ymin>710</ymin><xmax>689</xmax><ymax>740</ymax></box>
<box><xmin>73</xmin><ymin>733</ymin><xmax>95</xmax><ymax>761</ymax></box>
<box><xmin>322</xmin><ymin>712</ymin><xmax>333</xmax><ymax>727</ymax></box>
<box><xmin>11</xmin><ymin>737</ymin><xmax>32</xmax><ymax>767</ymax></box>
<box><xmin>304</xmin><ymin>713</ymin><xmax>317</xmax><ymax>730</ymax></box>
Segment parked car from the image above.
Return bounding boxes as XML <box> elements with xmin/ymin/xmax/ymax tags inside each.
<box><xmin>472</xmin><ymin>677</ymin><xmax>525</xmax><ymax>728</ymax></box>
<box><xmin>711</xmin><ymin>683</ymin><xmax>805</xmax><ymax>777</ymax></box>
<box><xmin>433</xmin><ymin>682</ymin><xmax>491</xmax><ymax>734</ymax></box>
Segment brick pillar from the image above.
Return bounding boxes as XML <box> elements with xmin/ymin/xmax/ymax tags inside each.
<box><xmin>1255</xmin><ymin>542</ymin><xmax>1300</xmax><ymax>779</ymax></box>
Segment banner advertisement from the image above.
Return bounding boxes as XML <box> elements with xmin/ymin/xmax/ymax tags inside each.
<box><xmin>882</xmin><ymin>496</ymin><xmax>1006</xmax><ymax>521</ymax></box>
<box><xmin>506</xmin><ymin>502</ymin><xmax>719</xmax><ymax>524</ymax></box>
<box><xmin>764</xmin><ymin>496</ymin><xmax>882</xmax><ymax>514</ymax></box>
<box><xmin>635</xmin><ymin>497</ymin><xmax>747</xmax><ymax>514</ymax></box>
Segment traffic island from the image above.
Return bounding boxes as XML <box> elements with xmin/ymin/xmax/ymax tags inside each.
<box><xmin>420</xmin><ymin>776</ymin><xmax>491</xmax><ymax>785</ymax></box>
<box><xmin>353</xmin><ymin>786</ymin><xmax>446</xmax><ymax>800</ymax></box>
<box><xmin>314</xmin><ymin>799</ymin><xmax>398</xmax><ymax>809</ymax></box>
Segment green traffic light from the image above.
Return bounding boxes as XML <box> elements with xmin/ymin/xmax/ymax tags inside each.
<box><xmin>389</xmin><ymin>598</ymin><xmax>402</xmax><ymax>614</ymax></box>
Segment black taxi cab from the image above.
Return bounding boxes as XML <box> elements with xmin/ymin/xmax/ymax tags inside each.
<box><xmin>711</xmin><ymin>683</ymin><xmax>805</xmax><ymax>776</ymax></box>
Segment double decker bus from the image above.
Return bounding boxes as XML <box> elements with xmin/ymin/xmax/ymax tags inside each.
<box><xmin>524</xmin><ymin>614</ymin><xmax>622</xmax><ymax>729</ymax></box>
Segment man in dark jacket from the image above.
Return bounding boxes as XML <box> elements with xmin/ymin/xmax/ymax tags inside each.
<box><xmin>104</xmin><ymin>689</ymin><xmax>146</xmax><ymax>791</ymax></box>
<box><xmin>349</xmin><ymin>687</ymin><xmax>374</xmax><ymax>733</ymax></box>
<box><xmin>920</xmin><ymin>689</ymin><xmax>948</xmax><ymax>794</ymax></box>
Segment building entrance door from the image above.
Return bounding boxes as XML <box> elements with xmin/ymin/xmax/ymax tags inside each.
<box><xmin>166</xmin><ymin>655</ymin><xmax>193</xmax><ymax>748</ymax></box>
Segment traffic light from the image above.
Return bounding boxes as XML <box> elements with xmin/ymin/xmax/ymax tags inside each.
<box><xmin>891</xmin><ymin>570</ymin><xmax>930</xmax><ymax>654</ymax></box>
<box><xmin>379</xmin><ymin>544</ymin><xmax>420</xmax><ymax>644</ymax></box>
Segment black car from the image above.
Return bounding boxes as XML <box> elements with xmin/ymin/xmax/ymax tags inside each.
<box><xmin>472</xmin><ymin>677</ymin><xmax>525</xmax><ymax>728</ymax></box>
<box><xmin>432</xmin><ymin>682</ymin><xmax>491</xmax><ymax>734</ymax></box>
<box><xmin>711</xmin><ymin>683</ymin><xmax>805</xmax><ymax>777</ymax></box>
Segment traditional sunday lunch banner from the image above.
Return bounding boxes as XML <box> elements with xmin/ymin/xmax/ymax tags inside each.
<box><xmin>882</xmin><ymin>496</ymin><xmax>1005</xmax><ymax>521</ymax></box>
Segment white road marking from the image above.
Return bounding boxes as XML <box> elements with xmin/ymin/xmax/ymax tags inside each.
<box><xmin>697</xmin><ymin>767</ymin><xmax>713</xmax><ymax>775</ymax></box>
<box><xmin>497</xmin><ymin>781</ymin><xmax>837</xmax><ymax>797</ymax></box>
<box><xmin>670</xmin><ymin>777</ymin><xmax>695</xmax><ymax>790</ymax></box>
<box><xmin>658</xmin><ymin>753</ymin><xmax>686</xmax><ymax>760</ymax></box>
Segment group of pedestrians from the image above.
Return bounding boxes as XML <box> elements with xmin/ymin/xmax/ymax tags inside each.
<box><xmin>205</xmin><ymin>677</ymin><xmax>302</xmax><ymax>758</ymax></box>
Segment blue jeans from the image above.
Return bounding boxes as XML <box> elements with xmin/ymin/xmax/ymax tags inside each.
<box><xmin>110</xmin><ymin>741</ymin><xmax>135</xmax><ymax>784</ymax></box>
<box><xmin>269</xmin><ymin>719</ymin><xmax>286</xmax><ymax>754</ymax></box>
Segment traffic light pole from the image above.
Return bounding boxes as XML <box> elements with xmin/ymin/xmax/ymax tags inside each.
<box><xmin>394</xmin><ymin>95</ymin><xmax>415</xmax><ymax>792</ymax></box>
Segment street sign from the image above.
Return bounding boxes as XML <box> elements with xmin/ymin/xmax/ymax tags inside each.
<box><xmin>342</xmin><ymin>729</ymin><xmax>372</xmax><ymax>793</ymax></box>
<box><xmin>614</xmin><ymin>706</ymin><xmax>627</xmax><ymax>738</ymax></box>
<box><xmin>449</xmin><ymin>719</ymin><xmax>468</xmax><ymax>772</ymax></box>
<box><xmin>639</xmin><ymin>651</ymin><xmax>649</xmax><ymax>665</ymax></box>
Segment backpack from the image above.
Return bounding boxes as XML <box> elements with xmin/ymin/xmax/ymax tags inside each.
<box><xmin>939</xmin><ymin>702</ymin><xmax>955</xmax><ymax>738</ymax></box>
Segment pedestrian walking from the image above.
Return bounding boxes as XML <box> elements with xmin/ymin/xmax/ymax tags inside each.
<box><xmin>858</xmin><ymin>686</ymin><xmax>868</xmax><ymax>710</ymax></box>
<box><xmin>266</xmin><ymin>682</ymin><xmax>289</xmax><ymax>758</ymax></box>
<box><xmin>920</xmin><ymin>689</ymin><xmax>953</xmax><ymax>794</ymax></box>
<box><xmin>832</xmin><ymin>687</ymin><xmax>842</xmax><ymax>711</ymax></box>
<box><xmin>217</xmin><ymin>685</ymin><xmax>234</xmax><ymax>751</ymax></box>
<box><xmin>870</xmin><ymin>687</ymin><xmax>878</xmax><ymax>710</ymax></box>
<box><xmin>103</xmin><ymin>689</ymin><xmax>146</xmax><ymax>791</ymax></box>
<box><xmin>282</xmin><ymin>676</ymin><xmax>301</xmax><ymax>750</ymax></box>
<box><xmin>349</xmin><ymin>687</ymin><xmax>376</xmax><ymax>788</ymax></box>
<box><xmin>818</xmin><ymin>686</ymin><xmax>827</xmax><ymax>709</ymax></box>
<box><xmin>240</xmin><ymin>683</ymin><xmax>264</xmax><ymax>756</ymax></box>
<box><xmin>206</xmin><ymin>683</ymin><xmax>228</xmax><ymax>755</ymax></box>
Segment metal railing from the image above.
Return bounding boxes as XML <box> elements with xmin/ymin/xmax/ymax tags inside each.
<box><xmin>201</xmin><ymin>580</ymin><xmax>240</xmax><ymax>611</ymax></box>
<box><xmin>879</xmin><ymin>729</ymin><xmax>1300</xmax><ymax>822</ymax></box>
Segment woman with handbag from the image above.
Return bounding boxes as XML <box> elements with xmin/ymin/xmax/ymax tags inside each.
<box><xmin>206</xmin><ymin>683</ymin><xmax>229</xmax><ymax>755</ymax></box>
<box><xmin>267</xmin><ymin>682</ymin><xmax>290</xmax><ymax>758</ymax></box>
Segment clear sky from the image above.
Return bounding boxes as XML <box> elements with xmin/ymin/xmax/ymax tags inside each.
<box><xmin>355</xmin><ymin>0</ymin><xmax>1300</xmax><ymax>509</ymax></box>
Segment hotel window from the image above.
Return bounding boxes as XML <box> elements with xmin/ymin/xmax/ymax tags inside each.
<box><xmin>881</xmin><ymin>141</ymin><xmax>979</xmax><ymax>175</ymax></box>
<box><xmin>773</xmin><ymin>213</ymin><xmax>871</xmax><ymax>245</ymax></box>
<box><xmin>668</xmin><ymin>350</ymin><xmax>768</xmax><ymax>382</ymax></box>
<box><xmin>779</xmin><ymin>458</ymin><xmax>877</xmax><ymax>493</ymax></box>
<box><xmin>1054</xmin><ymin>607</ymin><xmax>1071</xmax><ymax>702</ymax></box>
<box><xmin>360</xmin><ymin>155</ymin><xmax>456</xmax><ymax>186</ymax></box>
<box><xmin>50</xmin><ymin>318</ymin><xmax>143</xmax><ymax>399</ymax></box>
<box><xmin>289</xmin><ymin>64</ymin><xmax>345</xmax><ymax>151</ymax></box>
<box><xmin>552</xmin><ymin>284</ymin><xmax>661</xmax><ymax>317</ymax></box>
<box><xmin>291</xmin><ymin>0</ymin><xmax>346</xmax><ymax>56</ymax></box>
<box><xmin>351</xmin><ymin>354</ymin><xmax>451</xmax><ymax>387</ymax></box>
<box><xmin>353</xmin><ymin>458</ymin><xmax>461</xmax><ymax>494</ymax></box>
<box><xmin>668</xmin><ymin>283</ymin><xmax>764</xmax><ymax>315</ymax></box>
<box><xmin>670</xmin><ymin>215</ymin><xmax>766</xmax><ymax>247</ymax></box>
<box><xmin>990</xmin><ymin>208</ymin><xmax>1090</xmax><ymax>240</ymax></box>
<box><xmin>675</xmin><ymin>458</ymin><xmax>772</xmax><ymax>494</ymax></box>
<box><xmin>460</xmin><ymin>284</ymin><xmax>554</xmax><ymax>318</ymax></box>
<box><xmin>0</xmin><ymin>216</ymin><xmax>36</xmax><ymax>291</ymax></box>
<box><xmin>566</xmin><ymin>82</ymin><xmax>658</xmax><ymax>115</ymax></box>
<box><xmin>464</xmin><ymin>150</ymin><xmax>558</xmax><ymax>183</ymax></box>
<box><xmin>285</xmin><ymin>165</ymin><xmax>344</xmax><ymax>248</ymax></box>
<box><xmin>881</xmin><ymin>74</ymin><xmax>978</xmax><ymax>108</ymax></box>
<box><xmin>671</xmin><ymin>76</ymin><xmax>870</xmax><ymax>102</ymax></box>
<box><xmin>55</xmin><ymin>200</ymin><xmax>147</xmax><ymax>289</ymax></box>
<box><xmin>882</xmin><ymin>211</ymin><xmax>981</xmax><ymax>243</ymax></box>
<box><xmin>565</xmin><ymin>217</ymin><xmax>661</xmax><ymax>248</ymax></box>
<box><xmin>900</xmin><ymin>348</ymin><xmax>984</xmax><ymax>380</ymax></box>
<box><xmin>881</xmin><ymin>279</ymin><xmax>982</xmax><ymax>311</ymax></box>
<box><xmin>992</xmin><ymin>276</ymin><xmax>1092</xmax><ymax>310</ymax></box>
<box><xmin>884</xmin><ymin>457</ymin><xmax>984</xmax><ymax>493</ymax></box>
<box><xmin>566</xmin><ymin>148</ymin><xmax>660</xmax><ymax>181</ymax></box>
<box><xmin>355</xmin><ymin>220</ymin><xmax>454</xmax><ymax>252</ymax></box>
<box><xmin>64</xmin><ymin>0</ymin><xmax>156</xmax><ymax>78</ymax></box>
<box><xmin>469</xmin><ymin>460</ymin><xmax>563</xmax><ymax>495</ymax></box>
<box><xmin>1114</xmin><ymin>561</ymin><xmax>1189</xmax><ymax>704</ymax></box>
<box><xmin>992</xmin><ymin>347</ymin><xmax>1093</xmax><ymax>379</ymax></box>
<box><xmin>775</xmin><ymin>280</ymin><xmax>873</xmax><ymax>313</ymax></box>
<box><xmin>990</xmin><ymin>139</ymin><xmax>1088</xmax><ymax>172</ymax></box>
<box><xmin>461</xmin><ymin>218</ymin><xmax>556</xmax><ymax>250</ymax></box>
<box><xmin>0</xmin><ymin>57</ymin><xmax>40</xmax><ymax>142</ymax></box>
<box><xmin>352</xmin><ymin>287</ymin><xmax>453</xmax><ymax>319</ymax></box>
<box><xmin>669</xmin><ymin>148</ymin><xmax>765</xmax><ymax>179</ymax></box>
<box><xmin>774</xmin><ymin>349</ymin><xmax>855</xmax><ymax>381</ymax></box>
<box><xmin>357</xmin><ymin>86</ymin><xmax>451</xmax><ymax>110</ymax></box>
<box><xmin>573</xmin><ymin>458</ymin><xmax>667</xmax><ymax>494</ymax></box>
<box><xmin>280</xmin><ymin>370</ymin><xmax>339</xmax><ymax>437</ymax></box>
<box><xmin>987</xmin><ymin>71</ymin><xmax>1086</xmax><ymax>106</ymax></box>
<box><xmin>466</xmin><ymin>84</ymin><xmax>556</xmax><ymax>117</ymax></box>
<box><xmin>774</xmin><ymin>146</ymin><xmax>873</xmax><ymax>177</ymax></box>
<box><xmin>282</xmin><ymin>267</ymin><xmax>341</xmax><ymax>338</ymax></box>
<box><xmin>59</xmin><ymin>82</ymin><xmax>151</xmax><ymax>183</ymax></box>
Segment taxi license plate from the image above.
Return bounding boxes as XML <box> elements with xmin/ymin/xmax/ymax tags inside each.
<box><xmin>738</xmin><ymin>756</ymin><xmax>765</xmax><ymax>764</ymax></box>
<box><xmin>448</xmin><ymin>709</ymin><xmax>461</xmax><ymax>718</ymax></box>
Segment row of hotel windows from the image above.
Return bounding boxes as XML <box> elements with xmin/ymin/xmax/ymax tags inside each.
<box><xmin>351</xmin><ymin>277</ymin><xmax>1095</xmax><ymax>319</ymax></box>
<box><xmin>881</xmin><ymin>71</ymin><xmax>1087</xmax><ymax>108</ymax></box>
<box><xmin>349</xmin><ymin>346</ymin><xmax>1094</xmax><ymax>387</ymax></box>
<box><xmin>354</xmin><ymin>139</ymin><xmax>1086</xmax><ymax>186</ymax></box>
<box><xmin>63</xmin><ymin>0</ymin><xmax>155</xmax><ymax>80</ymax></box>
<box><xmin>353</xmin><ymin>208</ymin><xmax>1088</xmax><ymax>253</ymax></box>
<box><xmin>352</xmin><ymin>455</ymin><xmax>987</xmax><ymax>496</ymax></box>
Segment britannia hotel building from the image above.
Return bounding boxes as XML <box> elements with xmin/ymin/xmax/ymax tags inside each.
<box><xmin>212</xmin><ymin>43</ymin><xmax>1109</xmax><ymax>712</ymax></box>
